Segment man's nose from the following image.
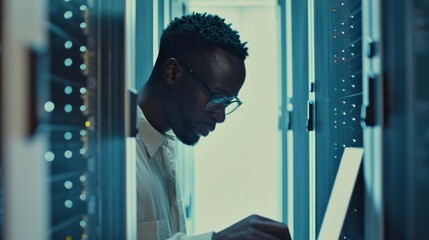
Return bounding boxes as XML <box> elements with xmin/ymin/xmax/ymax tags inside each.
<box><xmin>211</xmin><ymin>107</ymin><xmax>226</xmax><ymax>123</ymax></box>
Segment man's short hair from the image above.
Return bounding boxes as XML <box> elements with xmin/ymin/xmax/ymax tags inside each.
<box><xmin>158</xmin><ymin>12</ymin><xmax>248</xmax><ymax>62</ymax></box>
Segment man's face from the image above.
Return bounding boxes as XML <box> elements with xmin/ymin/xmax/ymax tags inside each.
<box><xmin>168</xmin><ymin>48</ymin><xmax>246</xmax><ymax>146</ymax></box>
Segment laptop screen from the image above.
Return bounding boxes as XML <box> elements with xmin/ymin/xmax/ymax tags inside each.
<box><xmin>317</xmin><ymin>147</ymin><xmax>364</xmax><ymax>240</ymax></box>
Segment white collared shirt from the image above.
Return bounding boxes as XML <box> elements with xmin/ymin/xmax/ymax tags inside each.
<box><xmin>136</xmin><ymin>106</ymin><xmax>213</xmax><ymax>240</ymax></box>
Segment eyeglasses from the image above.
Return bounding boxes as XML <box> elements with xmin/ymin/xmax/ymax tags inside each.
<box><xmin>178</xmin><ymin>59</ymin><xmax>243</xmax><ymax>115</ymax></box>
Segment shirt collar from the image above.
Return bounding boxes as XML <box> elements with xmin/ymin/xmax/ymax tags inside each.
<box><xmin>137</xmin><ymin>106</ymin><xmax>174</xmax><ymax>158</ymax></box>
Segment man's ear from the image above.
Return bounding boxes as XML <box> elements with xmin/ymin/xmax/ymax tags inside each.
<box><xmin>163</xmin><ymin>58</ymin><xmax>182</xmax><ymax>86</ymax></box>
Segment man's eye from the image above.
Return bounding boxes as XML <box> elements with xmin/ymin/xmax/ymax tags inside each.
<box><xmin>211</xmin><ymin>95</ymin><xmax>227</xmax><ymax>104</ymax></box>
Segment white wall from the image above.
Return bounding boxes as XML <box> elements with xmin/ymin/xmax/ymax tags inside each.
<box><xmin>186</xmin><ymin>0</ymin><xmax>282</xmax><ymax>234</ymax></box>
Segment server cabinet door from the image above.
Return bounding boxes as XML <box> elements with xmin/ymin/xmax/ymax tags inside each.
<box><xmin>2</xmin><ymin>0</ymin><xmax>49</xmax><ymax>239</ymax></box>
<box><xmin>47</xmin><ymin>0</ymin><xmax>129</xmax><ymax>239</ymax></box>
<box><xmin>381</xmin><ymin>0</ymin><xmax>429</xmax><ymax>239</ymax></box>
<box><xmin>47</xmin><ymin>1</ymin><xmax>93</xmax><ymax>238</ymax></box>
<box><xmin>313</xmin><ymin>0</ymin><xmax>364</xmax><ymax>239</ymax></box>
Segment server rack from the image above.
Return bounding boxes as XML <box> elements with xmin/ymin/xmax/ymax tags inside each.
<box><xmin>283</xmin><ymin>0</ymin><xmax>364</xmax><ymax>239</ymax></box>
<box><xmin>47</xmin><ymin>1</ymin><xmax>91</xmax><ymax>238</ymax></box>
<box><xmin>313</xmin><ymin>0</ymin><xmax>364</xmax><ymax>239</ymax></box>
<box><xmin>370</xmin><ymin>0</ymin><xmax>429</xmax><ymax>238</ymax></box>
<box><xmin>1</xmin><ymin>0</ymin><xmax>131</xmax><ymax>239</ymax></box>
<box><xmin>48</xmin><ymin>0</ymin><xmax>129</xmax><ymax>239</ymax></box>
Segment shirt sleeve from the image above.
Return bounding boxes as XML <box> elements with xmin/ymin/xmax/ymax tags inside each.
<box><xmin>167</xmin><ymin>232</ymin><xmax>214</xmax><ymax>240</ymax></box>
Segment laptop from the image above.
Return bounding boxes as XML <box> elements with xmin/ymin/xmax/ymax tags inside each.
<box><xmin>317</xmin><ymin>147</ymin><xmax>364</xmax><ymax>240</ymax></box>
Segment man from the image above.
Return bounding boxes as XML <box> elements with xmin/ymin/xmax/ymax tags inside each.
<box><xmin>137</xmin><ymin>12</ymin><xmax>291</xmax><ymax>240</ymax></box>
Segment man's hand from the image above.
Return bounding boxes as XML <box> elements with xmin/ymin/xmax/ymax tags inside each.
<box><xmin>212</xmin><ymin>214</ymin><xmax>291</xmax><ymax>240</ymax></box>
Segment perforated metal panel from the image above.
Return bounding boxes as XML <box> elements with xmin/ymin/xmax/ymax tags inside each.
<box><xmin>47</xmin><ymin>0</ymin><xmax>90</xmax><ymax>238</ymax></box>
<box><xmin>314</xmin><ymin>0</ymin><xmax>363</xmax><ymax>239</ymax></box>
<box><xmin>47</xmin><ymin>1</ymin><xmax>128</xmax><ymax>238</ymax></box>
